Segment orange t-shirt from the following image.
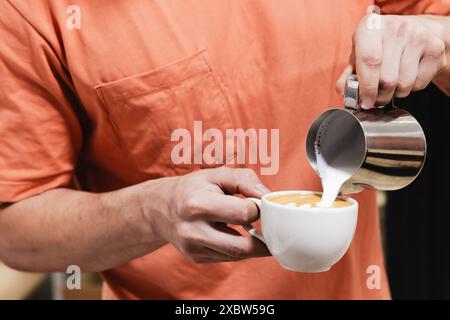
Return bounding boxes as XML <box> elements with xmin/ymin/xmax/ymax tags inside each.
<box><xmin>0</xmin><ymin>0</ymin><xmax>448</xmax><ymax>299</ymax></box>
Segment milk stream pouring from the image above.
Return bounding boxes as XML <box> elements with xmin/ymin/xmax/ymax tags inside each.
<box><xmin>314</xmin><ymin>112</ymin><xmax>366</xmax><ymax>207</ymax></box>
<box><xmin>306</xmin><ymin>75</ymin><xmax>427</xmax><ymax>205</ymax></box>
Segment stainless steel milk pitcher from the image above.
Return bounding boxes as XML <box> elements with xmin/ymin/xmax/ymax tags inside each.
<box><xmin>306</xmin><ymin>75</ymin><xmax>427</xmax><ymax>194</ymax></box>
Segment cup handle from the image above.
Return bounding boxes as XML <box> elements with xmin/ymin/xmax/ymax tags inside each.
<box><xmin>243</xmin><ymin>198</ymin><xmax>266</xmax><ymax>244</ymax></box>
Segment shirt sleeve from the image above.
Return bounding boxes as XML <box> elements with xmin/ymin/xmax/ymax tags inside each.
<box><xmin>0</xmin><ymin>2</ymin><xmax>82</xmax><ymax>202</ymax></box>
<box><xmin>377</xmin><ymin>0</ymin><xmax>450</xmax><ymax>15</ymax></box>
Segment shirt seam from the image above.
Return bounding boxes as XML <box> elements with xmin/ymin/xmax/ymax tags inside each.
<box><xmin>5</xmin><ymin>0</ymin><xmax>65</xmax><ymax>67</ymax></box>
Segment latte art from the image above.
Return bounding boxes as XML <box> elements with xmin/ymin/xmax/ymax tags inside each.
<box><xmin>267</xmin><ymin>193</ymin><xmax>351</xmax><ymax>208</ymax></box>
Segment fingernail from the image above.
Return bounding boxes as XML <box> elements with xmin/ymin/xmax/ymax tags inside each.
<box><xmin>360</xmin><ymin>97</ymin><xmax>374</xmax><ymax>109</ymax></box>
<box><xmin>256</xmin><ymin>184</ymin><xmax>270</xmax><ymax>195</ymax></box>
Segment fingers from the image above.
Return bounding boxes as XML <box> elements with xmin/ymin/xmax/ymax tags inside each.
<box><xmin>179</xmin><ymin>167</ymin><xmax>270</xmax><ymax>224</ymax></box>
<box><xmin>377</xmin><ymin>20</ymin><xmax>406</xmax><ymax>105</ymax></box>
<box><xmin>180</xmin><ymin>191</ymin><xmax>260</xmax><ymax>225</ymax></box>
<box><xmin>184</xmin><ymin>246</ymin><xmax>237</xmax><ymax>264</ymax></box>
<box><xmin>202</xmin><ymin>223</ymin><xmax>270</xmax><ymax>259</ymax></box>
<box><xmin>340</xmin><ymin>16</ymin><xmax>447</xmax><ymax>107</ymax></box>
<box><xmin>354</xmin><ymin>21</ymin><xmax>382</xmax><ymax>109</ymax></box>
<box><xmin>413</xmin><ymin>39</ymin><xmax>447</xmax><ymax>91</ymax></box>
<box><xmin>205</xmin><ymin>167</ymin><xmax>270</xmax><ymax>198</ymax></box>
<box><xmin>172</xmin><ymin>167</ymin><xmax>272</xmax><ymax>264</ymax></box>
<box><xmin>412</xmin><ymin>55</ymin><xmax>436</xmax><ymax>92</ymax></box>
<box><xmin>177</xmin><ymin>222</ymin><xmax>270</xmax><ymax>264</ymax></box>
<box><xmin>395</xmin><ymin>41</ymin><xmax>422</xmax><ymax>98</ymax></box>
<box><xmin>336</xmin><ymin>64</ymin><xmax>354</xmax><ymax>96</ymax></box>
<box><xmin>336</xmin><ymin>45</ymin><xmax>356</xmax><ymax>95</ymax></box>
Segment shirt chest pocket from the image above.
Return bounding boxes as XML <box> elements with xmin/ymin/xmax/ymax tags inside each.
<box><xmin>95</xmin><ymin>50</ymin><xmax>231</xmax><ymax>177</ymax></box>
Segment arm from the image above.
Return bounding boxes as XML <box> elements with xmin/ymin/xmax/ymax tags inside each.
<box><xmin>0</xmin><ymin>168</ymin><xmax>269</xmax><ymax>273</ymax></box>
<box><xmin>0</xmin><ymin>181</ymin><xmax>165</xmax><ymax>272</ymax></box>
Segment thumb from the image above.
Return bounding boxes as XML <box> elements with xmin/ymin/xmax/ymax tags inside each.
<box><xmin>205</xmin><ymin>167</ymin><xmax>270</xmax><ymax>198</ymax></box>
<box><xmin>336</xmin><ymin>64</ymin><xmax>354</xmax><ymax>96</ymax></box>
<box><xmin>336</xmin><ymin>45</ymin><xmax>356</xmax><ymax>95</ymax></box>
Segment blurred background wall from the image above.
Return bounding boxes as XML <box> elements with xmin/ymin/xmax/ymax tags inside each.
<box><xmin>386</xmin><ymin>84</ymin><xmax>450</xmax><ymax>299</ymax></box>
<box><xmin>0</xmin><ymin>263</ymin><xmax>101</xmax><ymax>300</ymax></box>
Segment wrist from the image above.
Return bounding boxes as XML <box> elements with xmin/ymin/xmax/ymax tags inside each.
<box><xmin>132</xmin><ymin>176</ymin><xmax>178</xmax><ymax>243</ymax></box>
<box><xmin>96</xmin><ymin>181</ymin><xmax>166</xmax><ymax>246</ymax></box>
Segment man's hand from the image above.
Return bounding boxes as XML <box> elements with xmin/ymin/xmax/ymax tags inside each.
<box><xmin>337</xmin><ymin>14</ymin><xmax>447</xmax><ymax>108</ymax></box>
<box><xmin>141</xmin><ymin>167</ymin><xmax>271</xmax><ymax>263</ymax></box>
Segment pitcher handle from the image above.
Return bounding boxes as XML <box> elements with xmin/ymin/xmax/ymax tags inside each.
<box><xmin>344</xmin><ymin>74</ymin><xmax>395</xmax><ymax>110</ymax></box>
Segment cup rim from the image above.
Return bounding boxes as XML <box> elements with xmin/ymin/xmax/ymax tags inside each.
<box><xmin>261</xmin><ymin>190</ymin><xmax>358</xmax><ymax>212</ymax></box>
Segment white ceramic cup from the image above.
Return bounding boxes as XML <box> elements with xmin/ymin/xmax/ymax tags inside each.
<box><xmin>244</xmin><ymin>191</ymin><xmax>358</xmax><ymax>273</ymax></box>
